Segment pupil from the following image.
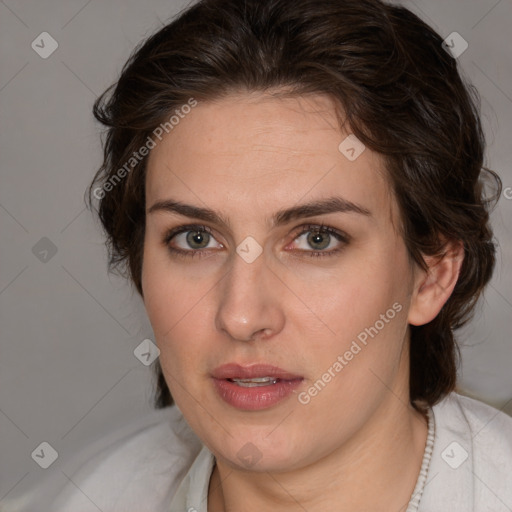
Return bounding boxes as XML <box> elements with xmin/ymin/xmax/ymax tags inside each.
<box><xmin>307</xmin><ymin>231</ymin><xmax>330</xmax><ymax>250</ymax></box>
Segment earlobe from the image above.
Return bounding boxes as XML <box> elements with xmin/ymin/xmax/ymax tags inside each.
<box><xmin>407</xmin><ymin>241</ymin><xmax>464</xmax><ymax>326</ymax></box>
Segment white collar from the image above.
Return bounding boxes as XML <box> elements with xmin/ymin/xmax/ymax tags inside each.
<box><xmin>169</xmin><ymin>443</ymin><xmax>215</xmax><ymax>512</ymax></box>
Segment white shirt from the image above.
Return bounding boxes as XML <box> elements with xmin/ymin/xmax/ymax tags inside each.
<box><xmin>3</xmin><ymin>392</ymin><xmax>512</xmax><ymax>512</ymax></box>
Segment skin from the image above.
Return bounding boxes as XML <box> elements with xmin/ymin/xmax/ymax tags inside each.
<box><xmin>141</xmin><ymin>91</ymin><xmax>463</xmax><ymax>512</ymax></box>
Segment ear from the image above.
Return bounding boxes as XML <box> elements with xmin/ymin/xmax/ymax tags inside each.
<box><xmin>407</xmin><ymin>240</ymin><xmax>464</xmax><ymax>326</ymax></box>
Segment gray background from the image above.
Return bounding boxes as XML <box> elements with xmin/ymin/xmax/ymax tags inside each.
<box><xmin>1</xmin><ymin>0</ymin><xmax>511</xmax><ymax>502</ymax></box>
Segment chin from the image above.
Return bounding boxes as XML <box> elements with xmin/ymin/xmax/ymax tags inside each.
<box><xmin>213</xmin><ymin>428</ymin><xmax>304</xmax><ymax>472</ymax></box>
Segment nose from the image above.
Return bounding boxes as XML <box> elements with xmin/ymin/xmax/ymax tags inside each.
<box><xmin>215</xmin><ymin>251</ymin><xmax>285</xmax><ymax>342</ymax></box>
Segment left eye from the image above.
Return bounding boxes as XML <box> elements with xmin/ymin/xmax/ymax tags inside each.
<box><xmin>291</xmin><ymin>226</ymin><xmax>346</xmax><ymax>253</ymax></box>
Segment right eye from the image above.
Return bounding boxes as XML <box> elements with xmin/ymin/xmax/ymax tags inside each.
<box><xmin>163</xmin><ymin>224</ymin><xmax>224</xmax><ymax>257</ymax></box>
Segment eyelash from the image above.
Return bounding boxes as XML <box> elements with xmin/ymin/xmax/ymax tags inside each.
<box><xmin>162</xmin><ymin>223</ymin><xmax>349</xmax><ymax>259</ymax></box>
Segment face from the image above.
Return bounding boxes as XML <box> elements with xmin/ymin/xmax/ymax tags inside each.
<box><xmin>142</xmin><ymin>91</ymin><xmax>420</xmax><ymax>472</ymax></box>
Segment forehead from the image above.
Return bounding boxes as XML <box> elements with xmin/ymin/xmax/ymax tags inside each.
<box><xmin>145</xmin><ymin>92</ymin><xmax>396</xmax><ymax>228</ymax></box>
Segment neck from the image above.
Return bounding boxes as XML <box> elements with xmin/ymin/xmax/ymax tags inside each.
<box><xmin>208</xmin><ymin>396</ymin><xmax>428</xmax><ymax>512</ymax></box>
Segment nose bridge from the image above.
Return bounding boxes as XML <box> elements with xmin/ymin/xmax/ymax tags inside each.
<box><xmin>215</xmin><ymin>250</ymin><xmax>284</xmax><ymax>341</ymax></box>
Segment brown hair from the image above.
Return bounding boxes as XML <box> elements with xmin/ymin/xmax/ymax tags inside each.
<box><xmin>88</xmin><ymin>0</ymin><xmax>501</xmax><ymax>410</ymax></box>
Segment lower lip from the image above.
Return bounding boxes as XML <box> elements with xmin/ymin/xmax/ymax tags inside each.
<box><xmin>212</xmin><ymin>378</ymin><xmax>303</xmax><ymax>410</ymax></box>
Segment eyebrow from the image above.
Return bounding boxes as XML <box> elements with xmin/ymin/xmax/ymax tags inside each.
<box><xmin>147</xmin><ymin>196</ymin><xmax>371</xmax><ymax>228</ymax></box>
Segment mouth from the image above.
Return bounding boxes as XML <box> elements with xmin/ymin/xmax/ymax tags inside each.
<box><xmin>211</xmin><ymin>363</ymin><xmax>304</xmax><ymax>410</ymax></box>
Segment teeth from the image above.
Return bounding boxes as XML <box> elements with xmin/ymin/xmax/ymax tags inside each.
<box><xmin>230</xmin><ymin>377</ymin><xmax>279</xmax><ymax>387</ymax></box>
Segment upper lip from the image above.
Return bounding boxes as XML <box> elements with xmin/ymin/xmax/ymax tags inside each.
<box><xmin>212</xmin><ymin>363</ymin><xmax>303</xmax><ymax>380</ymax></box>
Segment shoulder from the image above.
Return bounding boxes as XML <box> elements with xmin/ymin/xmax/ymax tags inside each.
<box><xmin>434</xmin><ymin>391</ymin><xmax>512</xmax><ymax>451</ymax></box>
<box><xmin>2</xmin><ymin>406</ymin><xmax>203</xmax><ymax>512</ymax></box>
<box><xmin>420</xmin><ymin>392</ymin><xmax>512</xmax><ymax>511</ymax></box>
<box><xmin>440</xmin><ymin>392</ymin><xmax>512</xmax><ymax>474</ymax></box>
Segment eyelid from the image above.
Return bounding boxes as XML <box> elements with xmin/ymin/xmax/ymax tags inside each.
<box><xmin>292</xmin><ymin>223</ymin><xmax>350</xmax><ymax>243</ymax></box>
<box><xmin>163</xmin><ymin>223</ymin><xmax>217</xmax><ymax>245</ymax></box>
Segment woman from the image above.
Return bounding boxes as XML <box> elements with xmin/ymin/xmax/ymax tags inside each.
<box><xmin>6</xmin><ymin>0</ymin><xmax>511</xmax><ymax>510</ymax></box>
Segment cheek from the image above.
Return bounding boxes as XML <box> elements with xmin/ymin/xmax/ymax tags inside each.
<box><xmin>287</xmin><ymin>248</ymin><xmax>407</xmax><ymax>338</ymax></box>
<box><xmin>292</xmin><ymin>246</ymin><xmax>412</xmax><ymax>389</ymax></box>
<box><xmin>141</xmin><ymin>244</ymin><xmax>169</xmax><ymax>333</ymax></box>
<box><xmin>141</xmin><ymin>242</ymin><xmax>218</xmax><ymax>380</ymax></box>
<box><xmin>142</xmin><ymin>240</ymin><xmax>204</xmax><ymax>332</ymax></box>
